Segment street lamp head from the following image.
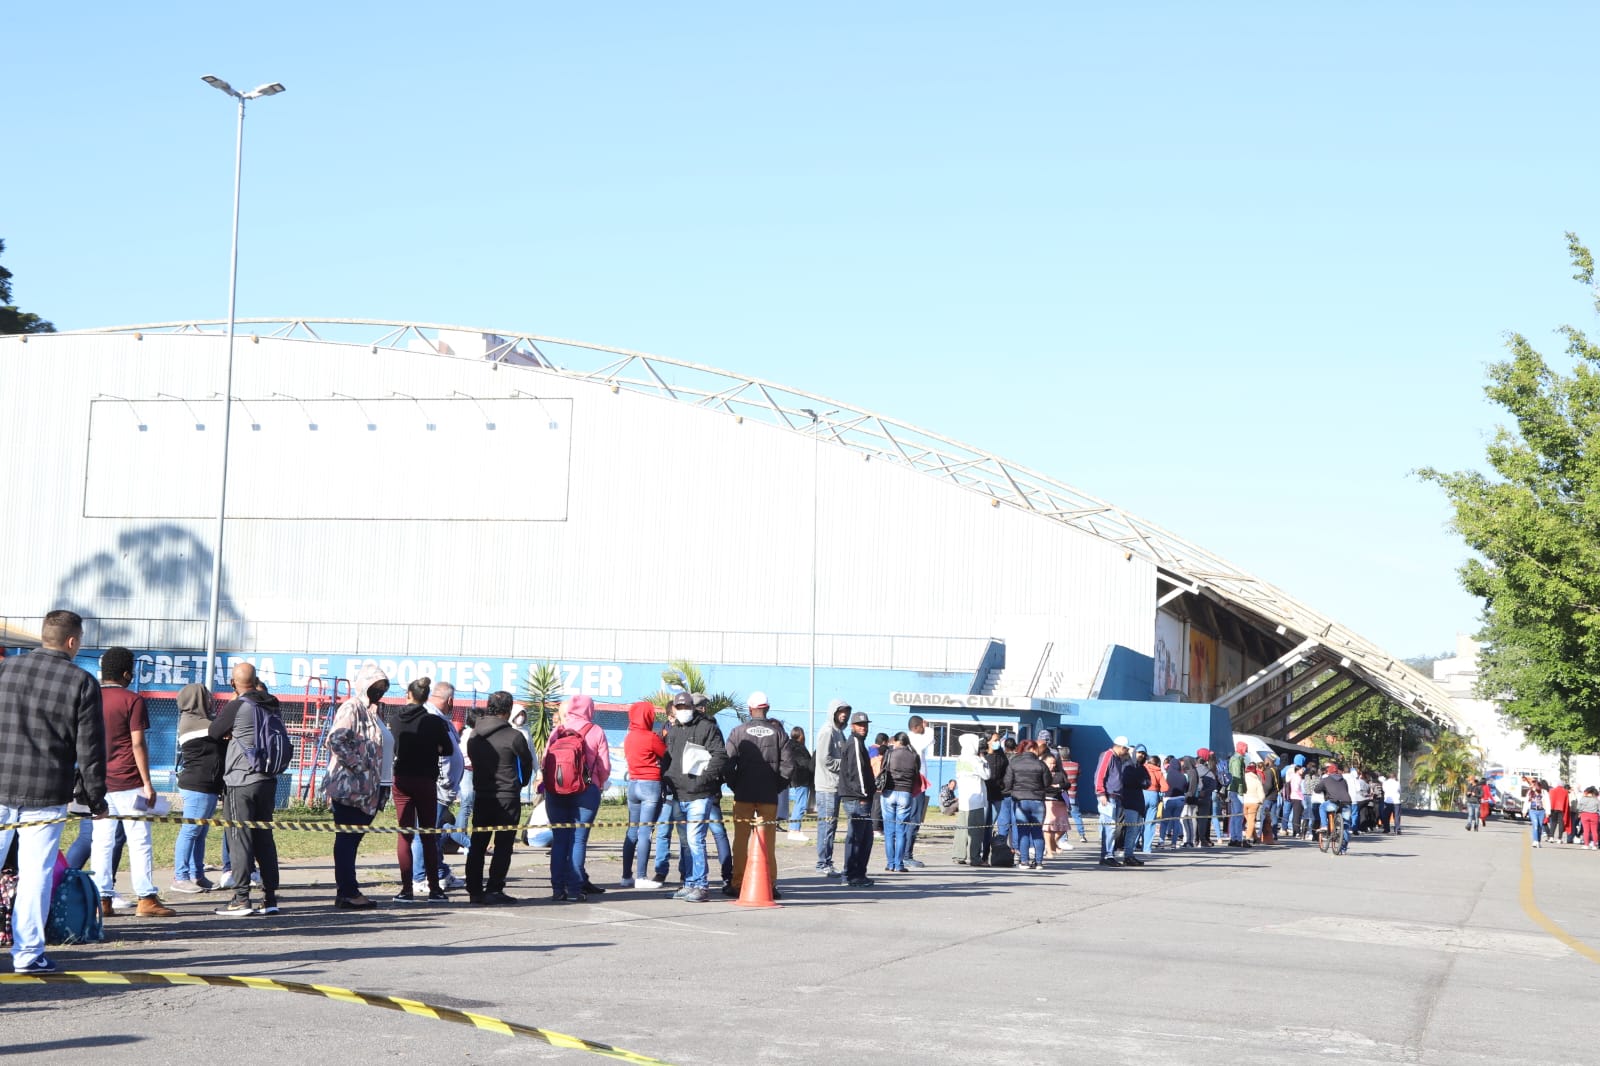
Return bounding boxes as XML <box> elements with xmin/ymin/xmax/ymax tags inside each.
<box><xmin>201</xmin><ymin>74</ymin><xmax>240</xmax><ymax>98</ymax></box>
<box><xmin>246</xmin><ymin>82</ymin><xmax>287</xmax><ymax>99</ymax></box>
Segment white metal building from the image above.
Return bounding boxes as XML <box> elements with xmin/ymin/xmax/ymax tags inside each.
<box><xmin>0</xmin><ymin>319</ymin><xmax>1456</xmax><ymax>738</ymax></box>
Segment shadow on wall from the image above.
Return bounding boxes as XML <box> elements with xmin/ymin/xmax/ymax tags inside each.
<box><xmin>54</xmin><ymin>524</ymin><xmax>244</xmax><ymax>646</ymax></box>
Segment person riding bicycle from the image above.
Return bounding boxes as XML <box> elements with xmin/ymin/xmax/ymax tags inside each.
<box><xmin>1312</xmin><ymin>761</ymin><xmax>1353</xmax><ymax>854</ymax></box>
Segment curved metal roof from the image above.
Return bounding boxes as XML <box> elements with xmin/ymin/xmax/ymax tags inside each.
<box><xmin>76</xmin><ymin>317</ymin><xmax>1460</xmax><ymax>728</ymax></box>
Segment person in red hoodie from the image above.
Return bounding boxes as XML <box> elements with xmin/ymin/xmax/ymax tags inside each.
<box><xmin>1547</xmin><ymin>781</ymin><xmax>1571</xmax><ymax>844</ymax></box>
<box><xmin>621</xmin><ymin>700</ymin><xmax>667</xmax><ymax>889</ymax></box>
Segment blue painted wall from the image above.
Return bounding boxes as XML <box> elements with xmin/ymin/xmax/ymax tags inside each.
<box><xmin>1056</xmin><ymin>699</ymin><xmax>1232</xmax><ymax>812</ymax></box>
<box><xmin>1095</xmin><ymin>645</ymin><xmax>1155</xmax><ymax>701</ymax></box>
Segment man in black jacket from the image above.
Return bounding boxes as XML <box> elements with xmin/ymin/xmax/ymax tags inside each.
<box><xmin>464</xmin><ymin>690</ymin><xmax>532</xmax><ymax>905</ymax></box>
<box><xmin>723</xmin><ymin>692</ymin><xmax>793</xmax><ymax>899</ymax></box>
<box><xmin>661</xmin><ymin>693</ymin><xmax>728</xmax><ymax>903</ymax></box>
<box><xmin>835</xmin><ymin>711</ymin><xmax>877</xmax><ymax>887</ymax></box>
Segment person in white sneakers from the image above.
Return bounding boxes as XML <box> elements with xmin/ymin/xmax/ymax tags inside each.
<box><xmin>91</xmin><ymin>647</ymin><xmax>176</xmax><ymax>919</ymax></box>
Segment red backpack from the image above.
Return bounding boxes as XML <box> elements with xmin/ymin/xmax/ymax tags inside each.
<box><xmin>544</xmin><ymin>725</ymin><xmax>590</xmax><ymax>796</ymax></box>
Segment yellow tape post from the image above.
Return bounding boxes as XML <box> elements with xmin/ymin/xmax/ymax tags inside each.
<box><xmin>0</xmin><ymin>969</ymin><xmax>676</xmax><ymax>1066</ymax></box>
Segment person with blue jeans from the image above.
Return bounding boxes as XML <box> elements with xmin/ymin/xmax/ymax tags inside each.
<box><xmin>1312</xmin><ymin>762</ymin><xmax>1353</xmax><ymax>854</ymax></box>
<box><xmin>0</xmin><ymin>609</ymin><xmax>108</xmax><ymax>974</ymax></box>
<box><xmin>1160</xmin><ymin>756</ymin><xmax>1187</xmax><ymax>848</ymax></box>
<box><xmin>1094</xmin><ymin>737</ymin><xmax>1133</xmax><ymax>863</ymax></box>
<box><xmin>1003</xmin><ymin>740</ymin><xmax>1048</xmax><ymax>869</ymax></box>
<box><xmin>786</xmin><ymin>726</ymin><xmax>814</xmax><ymax>841</ymax></box>
<box><xmin>545</xmin><ymin>787</ymin><xmax>584</xmax><ymax>901</ymax></box>
<box><xmin>836</xmin><ymin>710</ymin><xmax>878</xmax><ymax>885</ymax></box>
<box><xmin>1525</xmin><ymin>783</ymin><xmax>1548</xmax><ymax>847</ymax></box>
<box><xmin>653</xmin><ymin>792</ymin><xmax>691</xmax><ymax>883</ymax></box>
<box><xmin>903</xmin><ymin>717</ymin><xmax>937</xmax><ymax>867</ymax></box>
<box><xmin>172</xmin><ymin>683</ymin><xmax>224</xmax><ymax>892</ymax></box>
<box><xmin>559</xmin><ymin>696</ymin><xmax>613</xmax><ymax>895</ymax></box>
<box><xmin>621</xmin><ymin>700</ymin><xmax>667</xmax><ymax>888</ymax></box>
<box><xmin>812</xmin><ymin>702</ymin><xmax>850</xmax><ymax>873</ymax></box>
<box><xmin>410</xmin><ymin>682</ymin><xmax>465</xmax><ymax>891</ymax></box>
<box><xmin>1226</xmin><ymin>743</ymin><xmax>1249</xmax><ymax>846</ymax></box>
<box><xmin>880</xmin><ymin>732</ymin><xmax>921</xmax><ymax>872</ymax></box>
<box><xmin>1138</xmin><ymin>748</ymin><xmax>1162</xmax><ymax>853</ymax></box>
<box><xmin>660</xmin><ymin>692</ymin><xmax>729</xmax><ymax>902</ymax></box>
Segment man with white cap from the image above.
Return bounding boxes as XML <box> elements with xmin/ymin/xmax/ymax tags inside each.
<box><xmin>723</xmin><ymin>691</ymin><xmax>792</xmax><ymax>898</ymax></box>
<box><xmin>812</xmin><ymin>699</ymin><xmax>851</xmax><ymax>878</ymax></box>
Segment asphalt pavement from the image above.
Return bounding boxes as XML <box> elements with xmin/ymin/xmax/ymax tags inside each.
<box><xmin>3</xmin><ymin>811</ymin><xmax>1596</xmax><ymax>1065</ymax></box>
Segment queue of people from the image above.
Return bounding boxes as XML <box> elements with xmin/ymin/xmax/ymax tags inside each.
<box><xmin>1</xmin><ymin>610</ymin><xmax>1479</xmax><ymax>978</ymax></box>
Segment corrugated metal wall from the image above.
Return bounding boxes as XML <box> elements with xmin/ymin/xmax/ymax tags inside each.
<box><xmin>0</xmin><ymin>331</ymin><xmax>1153</xmax><ymax>691</ymax></box>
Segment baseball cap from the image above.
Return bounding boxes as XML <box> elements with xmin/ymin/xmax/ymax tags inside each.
<box><xmin>671</xmin><ymin>692</ymin><xmax>694</xmax><ymax>710</ymax></box>
<box><xmin>849</xmin><ymin>711</ymin><xmax>869</xmax><ymax>725</ymax></box>
<box><xmin>1113</xmin><ymin>735</ymin><xmax>1130</xmax><ymax>747</ymax></box>
<box><xmin>747</xmin><ymin>691</ymin><xmax>769</xmax><ymax>709</ymax></box>
<box><xmin>1197</xmin><ymin>747</ymin><xmax>1212</xmax><ymax>759</ymax></box>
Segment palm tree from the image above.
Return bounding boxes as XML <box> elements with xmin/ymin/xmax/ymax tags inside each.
<box><xmin>1411</xmin><ymin>730</ymin><xmax>1485</xmax><ymax>810</ymax></box>
<box><xmin>519</xmin><ymin>662</ymin><xmax>563</xmax><ymax>756</ymax></box>
<box><xmin>650</xmin><ymin>659</ymin><xmax>746</xmax><ymax>722</ymax></box>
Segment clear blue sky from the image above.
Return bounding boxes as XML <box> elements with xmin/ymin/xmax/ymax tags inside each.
<box><xmin>7</xmin><ymin>2</ymin><xmax>1598</xmax><ymax>658</ymax></box>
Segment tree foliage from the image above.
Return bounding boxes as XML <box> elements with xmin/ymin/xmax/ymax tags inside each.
<box><xmin>1322</xmin><ymin>694</ymin><xmax>1428</xmax><ymax>773</ymax></box>
<box><xmin>1420</xmin><ymin>234</ymin><xmax>1600</xmax><ymax>753</ymax></box>
<box><xmin>1410</xmin><ymin>730</ymin><xmax>1485</xmax><ymax>810</ymax></box>
<box><xmin>519</xmin><ymin>661</ymin><xmax>562</xmax><ymax>756</ymax></box>
<box><xmin>649</xmin><ymin>659</ymin><xmax>746</xmax><ymax>721</ymax></box>
<box><xmin>0</xmin><ymin>238</ymin><xmax>56</xmax><ymax>335</ymax></box>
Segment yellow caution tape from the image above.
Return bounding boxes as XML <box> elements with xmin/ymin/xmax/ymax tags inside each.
<box><xmin>0</xmin><ymin>969</ymin><xmax>675</xmax><ymax>1066</ymax></box>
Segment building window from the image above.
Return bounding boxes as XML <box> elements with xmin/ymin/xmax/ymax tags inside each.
<box><xmin>926</xmin><ymin>720</ymin><xmax>1016</xmax><ymax>758</ymax></box>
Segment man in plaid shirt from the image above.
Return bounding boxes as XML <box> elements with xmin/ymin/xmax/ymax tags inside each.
<box><xmin>0</xmin><ymin>610</ymin><xmax>108</xmax><ymax>974</ymax></box>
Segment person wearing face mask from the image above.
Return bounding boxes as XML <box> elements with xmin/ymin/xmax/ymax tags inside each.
<box><xmin>661</xmin><ymin>692</ymin><xmax>728</xmax><ymax>902</ymax></box>
<box><xmin>812</xmin><ymin>700</ymin><xmax>852</xmax><ymax>879</ymax></box>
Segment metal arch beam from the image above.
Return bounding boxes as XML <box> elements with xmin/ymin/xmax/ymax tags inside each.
<box><xmin>1216</xmin><ymin>638</ymin><xmax>1320</xmax><ymax>709</ymax></box>
<box><xmin>63</xmin><ymin>317</ymin><xmax>1461</xmax><ymax>726</ymax></box>
<box><xmin>1286</xmin><ymin>684</ymin><xmax>1375</xmax><ymax>745</ymax></box>
<box><xmin>1236</xmin><ymin>666</ymin><xmax>1350</xmax><ymax>736</ymax></box>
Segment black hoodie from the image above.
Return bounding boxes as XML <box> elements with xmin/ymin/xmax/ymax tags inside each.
<box><xmin>389</xmin><ymin>702</ymin><xmax>451</xmax><ymax>779</ymax></box>
<box><xmin>466</xmin><ymin>716</ymin><xmax>533</xmax><ymax>802</ymax></box>
<box><xmin>837</xmin><ymin>730</ymin><xmax>876</xmax><ymax>802</ymax></box>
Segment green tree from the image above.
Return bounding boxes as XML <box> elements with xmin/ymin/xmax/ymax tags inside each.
<box><xmin>0</xmin><ymin>238</ymin><xmax>56</xmax><ymax>334</ymax></box>
<box><xmin>519</xmin><ymin>662</ymin><xmax>562</xmax><ymax>756</ymax></box>
<box><xmin>1410</xmin><ymin>731</ymin><xmax>1485</xmax><ymax>810</ymax></box>
<box><xmin>1420</xmin><ymin>233</ymin><xmax>1600</xmax><ymax>753</ymax></box>
<box><xmin>649</xmin><ymin>659</ymin><xmax>745</xmax><ymax>721</ymax></box>
<box><xmin>1323</xmin><ymin>695</ymin><xmax>1427</xmax><ymax>773</ymax></box>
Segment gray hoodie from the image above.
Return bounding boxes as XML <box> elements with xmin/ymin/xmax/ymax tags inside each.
<box><xmin>813</xmin><ymin>707</ymin><xmax>849</xmax><ymax>794</ymax></box>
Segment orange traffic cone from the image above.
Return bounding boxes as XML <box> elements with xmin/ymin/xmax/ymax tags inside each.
<box><xmin>736</xmin><ymin>814</ymin><xmax>781</xmax><ymax>909</ymax></box>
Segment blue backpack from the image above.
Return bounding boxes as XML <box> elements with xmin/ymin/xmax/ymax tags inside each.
<box><xmin>244</xmin><ymin>695</ymin><xmax>295</xmax><ymax>777</ymax></box>
<box><xmin>47</xmin><ymin>868</ymin><xmax>105</xmax><ymax>945</ymax></box>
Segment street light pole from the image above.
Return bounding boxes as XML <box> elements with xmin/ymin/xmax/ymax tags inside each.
<box><xmin>800</xmin><ymin>408</ymin><xmax>837</xmax><ymax>746</ymax></box>
<box><xmin>200</xmin><ymin>75</ymin><xmax>284</xmax><ymax>688</ymax></box>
